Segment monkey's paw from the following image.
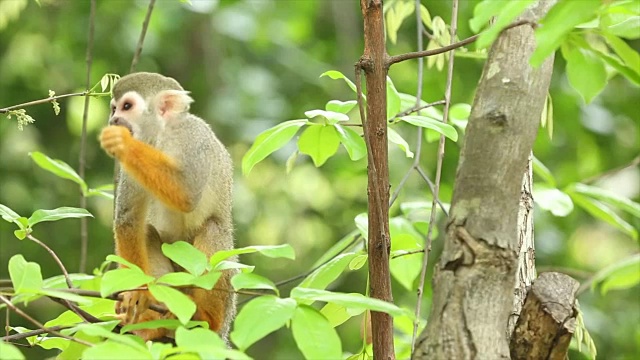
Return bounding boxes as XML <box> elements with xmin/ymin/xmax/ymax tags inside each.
<box><xmin>116</xmin><ymin>290</ymin><xmax>152</xmax><ymax>325</ymax></box>
<box><xmin>100</xmin><ymin>125</ymin><xmax>131</xmax><ymax>158</ymax></box>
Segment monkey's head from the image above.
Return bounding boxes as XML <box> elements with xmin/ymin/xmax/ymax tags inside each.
<box><xmin>109</xmin><ymin>72</ymin><xmax>194</xmax><ymax>141</ymax></box>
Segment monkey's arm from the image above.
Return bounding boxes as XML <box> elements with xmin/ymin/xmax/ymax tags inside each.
<box><xmin>101</xmin><ymin>125</ymin><xmax>196</xmax><ymax>213</ymax></box>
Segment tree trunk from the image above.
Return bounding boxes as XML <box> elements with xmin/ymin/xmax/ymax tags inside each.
<box><xmin>413</xmin><ymin>1</ymin><xmax>555</xmax><ymax>358</ymax></box>
<box><xmin>359</xmin><ymin>0</ymin><xmax>395</xmax><ymax>358</ymax></box>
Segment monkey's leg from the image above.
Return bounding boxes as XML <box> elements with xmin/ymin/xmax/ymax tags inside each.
<box><xmin>190</xmin><ymin>218</ymin><xmax>237</xmax><ymax>340</ymax></box>
<box><xmin>122</xmin><ymin>225</ymin><xmax>176</xmax><ymax>341</ymax></box>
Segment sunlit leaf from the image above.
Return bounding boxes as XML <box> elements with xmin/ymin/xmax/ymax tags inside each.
<box><xmin>388</xmin><ymin>127</ymin><xmax>414</xmax><ymax>158</ymax></box>
<box><xmin>387</xmin><ymin>76</ymin><xmax>401</xmax><ymax>120</ymax></box>
<box><xmin>210</xmin><ymin>244</ymin><xmax>295</xmax><ymax>267</ymax></box>
<box><xmin>530</xmin><ymin>0</ymin><xmax>601</xmax><ymax>67</ymax></box>
<box><xmin>326</xmin><ymin>100</ymin><xmax>357</xmax><ymax>114</ymax></box>
<box><xmin>29</xmin><ymin>151</ymin><xmax>88</xmax><ymax>193</ymax></box>
<box><xmin>297</xmin><ymin>124</ymin><xmax>341</xmax><ymax>167</ymax></box>
<box><xmin>591</xmin><ymin>254</ymin><xmax>640</xmax><ymax>294</ymax></box>
<box><xmin>231</xmin><ymin>272</ymin><xmax>278</xmax><ymax>295</ymax></box>
<box><xmin>475</xmin><ymin>0</ymin><xmax>536</xmax><ymax>49</ymax></box>
<box><xmin>242</xmin><ymin>119</ymin><xmax>308</xmax><ymax>175</ymax></box>
<box><xmin>100</xmin><ymin>268</ymin><xmax>154</xmax><ymax>298</ymax></box>
<box><xmin>562</xmin><ymin>42</ymin><xmax>607</xmax><ymax>103</ymax></box>
<box><xmin>162</xmin><ymin>241</ymin><xmax>208</xmax><ymax>276</ymax></box>
<box><xmin>149</xmin><ymin>284</ymin><xmax>196</xmax><ymax>325</ymax></box>
<box><xmin>305</xmin><ymin>109</ymin><xmax>349</xmax><ymax>124</ymax></box>
<box><xmin>290</xmin><ymin>287</ymin><xmax>409</xmax><ymax>318</ymax></box>
<box><xmin>400</xmin><ymin>115</ymin><xmax>458</xmax><ymax>141</ymax></box>
<box><xmin>28</xmin><ymin>207</ymin><xmax>93</xmax><ymax>227</ymax></box>
<box><xmin>533</xmin><ymin>184</ymin><xmax>574</xmax><ymax>217</ymax></box>
<box><xmin>568</xmin><ymin>192</ymin><xmax>638</xmax><ymax>240</ymax></box>
<box><xmin>9</xmin><ymin>255</ymin><xmax>43</xmax><ymax>294</ymax></box>
<box><xmin>292</xmin><ymin>305</ymin><xmax>342</xmax><ymax>359</ymax></box>
<box><xmin>334</xmin><ymin>124</ymin><xmax>366</xmax><ymax>161</ymax></box>
<box><xmin>230</xmin><ymin>295</ymin><xmax>297</xmax><ymax>350</ymax></box>
<box><xmin>320</xmin><ymin>70</ymin><xmax>358</xmax><ymax>94</ymax></box>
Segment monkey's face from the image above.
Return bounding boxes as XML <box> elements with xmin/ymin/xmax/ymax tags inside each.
<box><xmin>109</xmin><ymin>91</ymin><xmax>150</xmax><ymax>138</ymax></box>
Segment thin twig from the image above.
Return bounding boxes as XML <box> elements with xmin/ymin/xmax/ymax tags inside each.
<box><xmin>2</xmin><ymin>325</ymin><xmax>70</xmax><ymax>342</ymax></box>
<box><xmin>393</xmin><ymin>100</ymin><xmax>446</xmax><ymax>120</ymax></box>
<box><xmin>388</xmin><ymin>19</ymin><xmax>533</xmax><ymax>66</ymax></box>
<box><xmin>392</xmin><ymin>249</ymin><xmax>425</xmax><ymax>259</ymax></box>
<box><xmin>0</xmin><ymin>295</ymin><xmax>93</xmax><ymax>347</ymax></box>
<box><xmin>412</xmin><ymin>0</ymin><xmax>459</xmax><ymax>353</ymax></box>
<box><xmin>79</xmin><ymin>0</ymin><xmax>96</xmax><ymax>274</ymax></box>
<box><xmin>27</xmin><ymin>235</ymin><xmax>73</xmax><ymax>289</ymax></box>
<box><xmin>129</xmin><ymin>0</ymin><xmax>157</xmax><ymax>73</ymax></box>
<box><xmin>0</xmin><ymin>92</ymin><xmax>89</xmax><ymax>114</ymax></box>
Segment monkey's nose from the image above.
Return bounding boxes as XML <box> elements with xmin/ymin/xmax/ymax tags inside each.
<box><xmin>109</xmin><ymin>117</ymin><xmax>133</xmax><ymax>134</ymax></box>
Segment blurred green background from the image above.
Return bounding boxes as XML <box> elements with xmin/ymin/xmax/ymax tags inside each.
<box><xmin>0</xmin><ymin>0</ymin><xmax>638</xmax><ymax>359</ymax></box>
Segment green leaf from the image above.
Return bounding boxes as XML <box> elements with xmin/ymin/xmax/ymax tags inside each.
<box><xmin>320</xmin><ymin>302</ymin><xmax>355</xmax><ymax>327</ymax></box>
<box><xmin>28</xmin><ymin>207</ymin><xmax>93</xmax><ymax>227</ymax></box>
<box><xmin>388</xmin><ymin>128</ymin><xmax>414</xmax><ymax>158</ymax></box>
<box><xmin>349</xmin><ymin>255</ymin><xmax>368</xmax><ymax>270</ymax></box>
<box><xmin>297</xmin><ymin>124</ymin><xmax>341</xmax><ymax>167</ymax></box>
<box><xmin>320</xmin><ymin>70</ymin><xmax>358</xmax><ymax>93</ymax></box>
<box><xmin>305</xmin><ymin>109</ymin><xmax>349</xmax><ymax>125</ymax></box>
<box><xmin>100</xmin><ymin>268</ymin><xmax>154</xmax><ymax>298</ymax></box>
<box><xmin>601</xmin><ymin>3</ymin><xmax>640</xmax><ymax>39</ymax></box>
<box><xmin>29</xmin><ymin>151</ymin><xmax>88</xmax><ymax>193</ymax></box>
<box><xmin>81</xmin><ymin>340</ymin><xmax>152</xmax><ymax>360</ymax></box>
<box><xmin>106</xmin><ymin>255</ymin><xmax>143</xmax><ymax>272</ymax></box>
<box><xmin>9</xmin><ymin>255</ymin><xmax>43</xmax><ymax>294</ymax></box>
<box><xmin>530</xmin><ymin>0</ymin><xmax>601</xmax><ymax>67</ymax></box>
<box><xmin>231</xmin><ymin>272</ymin><xmax>278</xmax><ymax>295</ymax></box>
<box><xmin>591</xmin><ymin>254</ymin><xmax>640</xmax><ymax>294</ymax></box>
<box><xmin>39</xmin><ymin>289</ymin><xmax>92</xmax><ymax>305</ymax></box>
<box><xmin>334</xmin><ymin>124</ymin><xmax>366</xmax><ymax>161</ymax></box>
<box><xmin>192</xmin><ymin>271</ymin><xmax>222</xmax><ymax>290</ymax></box>
<box><xmin>385</xmin><ymin>0</ymin><xmax>414</xmax><ymax>44</ymax></box>
<box><xmin>0</xmin><ymin>203</ymin><xmax>21</xmax><ymax>224</ymax></box>
<box><xmin>230</xmin><ymin>295</ymin><xmax>297</xmax><ymax>350</ymax></box>
<box><xmin>292</xmin><ymin>305</ymin><xmax>342</xmax><ymax>359</ymax></box>
<box><xmin>420</xmin><ymin>4</ymin><xmax>432</xmax><ymax>29</ymax></box>
<box><xmin>389</xmin><ymin>217</ymin><xmax>423</xmax><ymax>291</ymax></box>
<box><xmin>532</xmin><ymin>156</ymin><xmax>556</xmax><ymax>186</ymax></box>
<box><xmin>161</xmin><ymin>241</ymin><xmax>208</xmax><ymax>276</ymax></box>
<box><xmin>176</xmin><ymin>327</ymin><xmax>250</xmax><ymax>360</ymax></box>
<box><xmin>354</xmin><ymin>212</ymin><xmax>369</xmax><ymax>240</ymax></box>
<box><xmin>598</xmin><ymin>49</ymin><xmax>640</xmax><ymax>86</ymax></box>
<box><xmin>242</xmin><ymin>119</ymin><xmax>308</xmax><ymax>175</ymax></box>
<box><xmin>299</xmin><ymin>253</ymin><xmax>359</xmax><ymax>292</ymax></box>
<box><xmin>210</xmin><ymin>244</ymin><xmax>295</xmax><ymax>267</ymax></box>
<box><xmin>568</xmin><ymin>192</ymin><xmax>638</xmax><ymax>240</ymax></box>
<box><xmin>533</xmin><ymin>184</ymin><xmax>574</xmax><ymax>217</ymax></box>
<box><xmin>470</xmin><ymin>0</ymin><xmax>505</xmax><ymax>33</ymax></box>
<box><xmin>290</xmin><ymin>287</ymin><xmax>409</xmax><ymax>318</ymax></box>
<box><xmin>602</xmin><ymin>32</ymin><xmax>640</xmax><ymax>75</ymax></box>
<box><xmin>387</xmin><ymin>77</ymin><xmax>401</xmax><ymax>120</ymax></box>
<box><xmin>157</xmin><ymin>272</ymin><xmax>197</xmax><ymax>287</ymax></box>
<box><xmin>569</xmin><ymin>183</ymin><xmax>640</xmax><ymax>218</ymax></box>
<box><xmin>400</xmin><ymin>115</ymin><xmax>458</xmax><ymax>141</ymax></box>
<box><xmin>449</xmin><ymin>103</ymin><xmax>471</xmax><ymax>122</ymax></box>
<box><xmin>326</xmin><ymin>100</ymin><xmax>357</xmax><ymax>114</ymax></box>
<box><xmin>475</xmin><ymin>0</ymin><xmax>536</xmax><ymax>49</ymax></box>
<box><xmin>149</xmin><ymin>284</ymin><xmax>196</xmax><ymax>325</ymax></box>
<box><xmin>562</xmin><ymin>43</ymin><xmax>607</xmax><ymax>103</ymax></box>
<box><xmin>0</xmin><ymin>342</ymin><xmax>25</xmax><ymax>360</ymax></box>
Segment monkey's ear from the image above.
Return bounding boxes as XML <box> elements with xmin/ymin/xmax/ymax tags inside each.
<box><xmin>155</xmin><ymin>90</ymin><xmax>194</xmax><ymax>119</ymax></box>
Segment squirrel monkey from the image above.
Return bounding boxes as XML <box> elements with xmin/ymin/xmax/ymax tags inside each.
<box><xmin>99</xmin><ymin>72</ymin><xmax>236</xmax><ymax>341</ymax></box>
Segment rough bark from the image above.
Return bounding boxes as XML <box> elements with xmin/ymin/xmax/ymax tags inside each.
<box><xmin>359</xmin><ymin>0</ymin><xmax>394</xmax><ymax>358</ymax></box>
<box><xmin>509</xmin><ymin>155</ymin><xmax>536</xmax><ymax>334</ymax></box>
<box><xmin>510</xmin><ymin>272</ymin><xmax>579</xmax><ymax>360</ymax></box>
<box><xmin>413</xmin><ymin>1</ymin><xmax>555</xmax><ymax>359</ymax></box>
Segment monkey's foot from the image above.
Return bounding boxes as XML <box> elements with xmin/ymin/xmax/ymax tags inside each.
<box><xmin>116</xmin><ymin>290</ymin><xmax>152</xmax><ymax>325</ymax></box>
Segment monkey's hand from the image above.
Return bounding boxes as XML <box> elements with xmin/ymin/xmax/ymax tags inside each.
<box><xmin>116</xmin><ymin>290</ymin><xmax>152</xmax><ymax>325</ymax></box>
<box><xmin>100</xmin><ymin>125</ymin><xmax>132</xmax><ymax>159</ymax></box>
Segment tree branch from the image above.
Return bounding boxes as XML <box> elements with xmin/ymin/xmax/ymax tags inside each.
<box><xmin>129</xmin><ymin>0</ymin><xmax>157</xmax><ymax>73</ymax></box>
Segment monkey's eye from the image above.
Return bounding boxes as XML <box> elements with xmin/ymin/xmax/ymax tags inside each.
<box><xmin>122</xmin><ymin>102</ymin><xmax>132</xmax><ymax>111</ymax></box>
